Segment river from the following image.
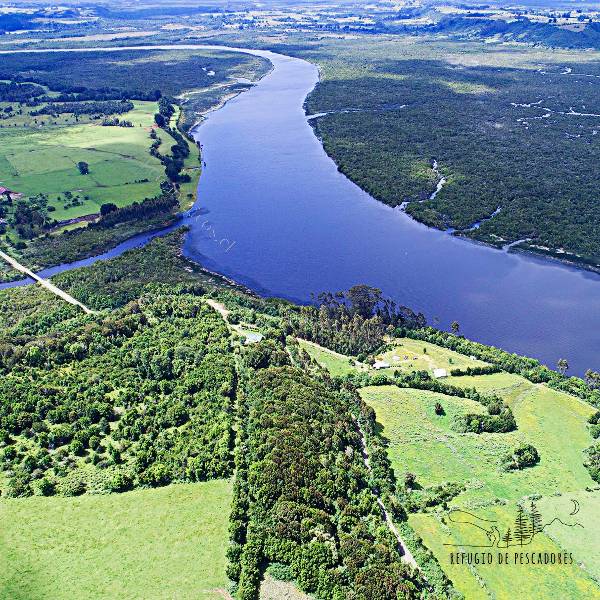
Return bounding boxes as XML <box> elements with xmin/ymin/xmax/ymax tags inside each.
<box><xmin>0</xmin><ymin>45</ymin><xmax>599</xmax><ymax>375</ymax></box>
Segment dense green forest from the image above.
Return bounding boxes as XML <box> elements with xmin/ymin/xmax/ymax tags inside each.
<box><xmin>0</xmin><ymin>49</ymin><xmax>268</xmax><ymax>100</ymax></box>
<box><xmin>0</xmin><ymin>235</ymin><xmax>454</xmax><ymax>598</ymax></box>
<box><xmin>302</xmin><ymin>38</ymin><xmax>600</xmax><ymax>267</ymax></box>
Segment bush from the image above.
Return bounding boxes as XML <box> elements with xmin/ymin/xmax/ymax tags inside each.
<box><xmin>502</xmin><ymin>443</ymin><xmax>540</xmax><ymax>471</ymax></box>
<box><xmin>266</xmin><ymin>562</ymin><xmax>294</xmax><ymax>582</ymax></box>
<box><xmin>584</xmin><ymin>443</ymin><xmax>600</xmax><ymax>483</ymax></box>
<box><xmin>588</xmin><ymin>411</ymin><xmax>600</xmax><ymax>425</ymax></box>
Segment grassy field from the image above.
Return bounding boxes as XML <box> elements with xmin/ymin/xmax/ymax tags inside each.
<box><xmin>0</xmin><ymin>100</ymin><xmax>166</xmax><ymax>221</ymax></box>
<box><xmin>299</xmin><ymin>335</ymin><xmax>488</xmax><ymax>376</ymax></box>
<box><xmin>297</xmin><ymin>338</ymin><xmax>360</xmax><ymax>376</ymax></box>
<box><xmin>0</xmin><ymin>480</ymin><xmax>232</xmax><ymax>600</ymax></box>
<box><xmin>376</xmin><ymin>337</ymin><xmax>488</xmax><ymax>375</ymax></box>
<box><xmin>361</xmin><ymin>377</ymin><xmax>599</xmax><ymax>598</ymax></box>
<box><xmin>299</xmin><ymin>336</ymin><xmax>600</xmax><ymax>598</ymax></box>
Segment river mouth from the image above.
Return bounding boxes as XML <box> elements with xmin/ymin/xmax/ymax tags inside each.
<box><xmin>0</xmin><ymin>44</ymin><xmax>599</xmax><ymax>375</ymax></box>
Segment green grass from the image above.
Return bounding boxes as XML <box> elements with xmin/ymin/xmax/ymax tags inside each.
<box><xmin>0</xmin><ymin>101</ymin><xmax>165</xmax><ymax>222</ymax></box>
<box><xmin>538</xmin><ymin>491</ymin><xmax>600</xmax><ymax>583</ymax></box>
<box><xmin>298</xmin><ymin>339</ymin><xmax>360</xmax><ymax>376</ymax></box>
<box><xmin>376</xmin><ymin>337</ymin><xmax>488</xmax><ymax>375</ymax></box>
<box><xmin>0</xmin><ymin>480</ymin><xmax>232</xmax><ymax>600</ymax></box>
<box><xmin>361</xmin><ymin>378</ymin><xmax>600</xmax><ymax>598</ymax></box>
<box><xmin>409</xmin><ymin>507</ymin><xmax>599</xmax><ymax>600</ymax></box>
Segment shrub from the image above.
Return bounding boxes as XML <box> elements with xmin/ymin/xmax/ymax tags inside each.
<box><xmin>502</xmin><ymin>443</ymin><xmax>540</xmax><ymax>471</ymax></box>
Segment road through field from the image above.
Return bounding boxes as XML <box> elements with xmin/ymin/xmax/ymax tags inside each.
<box><xmin>0</xmin><ymin>250</ymin><xmax>93</xmax><ymax>314</ymax></box>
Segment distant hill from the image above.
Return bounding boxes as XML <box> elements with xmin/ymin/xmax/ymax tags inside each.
<box><xmin>429</xmin><ymin>16</ymin><xmax>600</xmax><ymax>50</ymax></box>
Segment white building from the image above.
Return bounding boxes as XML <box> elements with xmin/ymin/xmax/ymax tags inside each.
<box><xmin>433</xmin><ymin>368</ymin><xmax>448</xmax><ymax>379</ymax></box>
<box><xmin>373</xmin><ymin>360</ymin><xmax>390</xmax><ymax>370</ymax></box>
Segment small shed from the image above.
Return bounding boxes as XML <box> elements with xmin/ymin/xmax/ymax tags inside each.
<box><xmin>373</xmin><ymin>360</ymin><xmax>391</xmax><ymax>370</ymax></box>
<box><xmin>433</xmin><ymin>368</ymin><xmax>448</xmax><ymax>379</ymax></box>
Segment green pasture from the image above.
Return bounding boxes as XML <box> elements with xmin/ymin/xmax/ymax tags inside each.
<box><xmin>375</xmin><ymin>337</ymin><xmax>489</xmax><ymax>375</ymax></box>
<box><xmin>361</xmin><ymin>377</ymin><xmax>599</xmax><ymax>598</ymax></box>
<box><xmin>0</xmin><ymin>101</ymin><xmax>165</xmax><ymax>222</ymax></box>
<box><xmin>410</xmin><ymin>506</ymin><xmax>599</xmax><ymax>600</ymax></box>
<box><xmin>0</xmin><ymin>480</ymin><xmax>232</xmax><ymax>600</ymax></box>
<box><xmin>297</xmin><ymin>339</ymin><xmax>360</xmax><ymax>377</ymax></box>
<box><xmin>538</xmin><ymin>490</ymin><xmax>600</xmax><ymax>582</ymax></box>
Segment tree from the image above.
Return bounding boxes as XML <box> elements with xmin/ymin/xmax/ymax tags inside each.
<box><xmin>100</xmin><ymin>202</ymin><xmax>118</xmax><ymax>217</ymax></box>
<box><xmin>404</xmin><ymin>472</ymin><xmax>417</xmax><ymax>489</ymax></box>
<box><xmin>501</xmin><ymin>527</ymin><xmax>512</xmax><ymax>547</ymax></box>
<box><xmin>530</xmin><ymin>501</ymin><xmax>543</xmax><ymax>537</ymax></box>
<box><xmin>451</xmin><ymin>321</ymin><xmax>460</xmax><ymax>335</ymax></box>
<box><xmin>346</xmin><ymin>284</ymin><xmax>383</xmax><ymax>318</ymax></box>
<box><xmin>585</xmin><ymin>369</ymin><xmax>600</xmax><ymax>389</ymax></box>
<box><xmin>77</xmin><ymin>161</ymin><xmax>89</xmax><ymax>175</ymax></box>
<box><xmin>154</xmin><ymin>113</ymin><xmax>166</xmax><ymax>128</ymax></box>
<box><xmin>513</xmin><ymin>504</ymin><xmax>531</xmax><ymax>545</ymax></box>
<box><xmin>434</xmin><ymin>402</ymin><xmax>445</xmax><ymax>416</ymax></box>
<box><xmin>557</xmin><ymin>358</ymin><xmax>569</xmax><ymax>375</ymax></box>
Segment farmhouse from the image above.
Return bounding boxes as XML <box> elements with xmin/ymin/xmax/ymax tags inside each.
<box><xmin>433</xmin><ymin>368</ymin><xmax>448</xmax><ymax>379</ymax></box>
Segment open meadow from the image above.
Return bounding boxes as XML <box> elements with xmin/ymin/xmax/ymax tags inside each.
<box><xmin>0</xmin><ymin>101</ymin><xmax>165</xmax><ymax>221</ymax></box>
<box><xmin>302</xmin><ymin>336</ymin><xmax>600</xmax><ymax>598</ymax></box>
<box><xmin>0</xmin><ymin>480</ymin><xmax>232</xmax><ymax>600</ymax></box>
<box><xmin>0</xmin><ymin>48</ymin><xmax>269</xmax><ymax>278</ymax></box>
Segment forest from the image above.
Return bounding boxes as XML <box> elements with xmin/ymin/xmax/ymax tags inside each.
<box><xmin>304</xmin><ymin>38</ymin><xmax>600</xmax><ymax>268</ymax></box>
<box><xmin>2</xmin><ymin>230</ymin><xmax>600</xmax><ymax>597</ymax></box>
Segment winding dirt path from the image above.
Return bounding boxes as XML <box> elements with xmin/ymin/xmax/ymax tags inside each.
<box><xmin>0</xmin><ymin>250</ymin><xmax>94</xmax><ymax>314</ymax></box>
<box><xmin>353</xmin><ymin>416</ymin><xmax>419</xmax><ymax>570</ymax></box>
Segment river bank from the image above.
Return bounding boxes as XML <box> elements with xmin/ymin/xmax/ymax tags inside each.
<box><xmin>0</xmin><ymin>44</ymin><xmax>598</xmax><ymax>375</ymax></box>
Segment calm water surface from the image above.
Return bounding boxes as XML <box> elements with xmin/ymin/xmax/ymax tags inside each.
<box><xmin>184</xmin><ymin>48</ymin><xmax>600</xmax><ymax>375</ymax></box>
<box><xmin>1</xmin><ymin>45</ymin><xmax>598</xmax><ymax>374</ymax></box>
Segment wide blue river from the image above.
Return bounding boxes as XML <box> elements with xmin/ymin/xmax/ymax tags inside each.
<box><xmin>1</xmin><ymin>46</ymin><xmax>599</xmax><ymax>374</ymax></box>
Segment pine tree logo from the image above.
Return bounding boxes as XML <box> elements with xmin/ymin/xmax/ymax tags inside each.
<box><xmin>501</xmin><ymin>527</ymin><xmax>512</xmax><ymax>547</ymax></box>
<box><xmin>444</xmin><ymin>499</ymin><xmax>583</xmax><ymax>548</ymax></box>
<box><xmin>530</xmin><ymin>501</ymin><xmax>543</xmax><ymax>537</ymax></box>
<box><xmin>514</xmin><ymin>504</ymin><xmax>532</xmax><ymax>546</ymax></box>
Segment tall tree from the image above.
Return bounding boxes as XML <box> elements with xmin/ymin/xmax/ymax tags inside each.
<box><xmin>557</xmin><ymin>358</ymin><xmax>569</xmax><ymax>375</ymax></box>
<box><xmin>513</xmin><ymin>504</ymin><xmax>531</xmax><ymax>546</ymax></box>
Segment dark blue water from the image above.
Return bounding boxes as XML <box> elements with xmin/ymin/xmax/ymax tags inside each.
<box><xmin>1</xmin><ymin>46</ymin><xmax>598</xmax><ymax>375</ymax></box>
<box><xmin>183</xmin><ymin>48</ymin><xmax>600</xmax><ymax>375</ymax></box>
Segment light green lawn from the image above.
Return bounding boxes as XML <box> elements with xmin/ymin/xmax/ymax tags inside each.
<box><xmin>361</xmin><ymin>381</ymin><xmax>600</xmax><ymax>598</ymax></box>
<box><xmin>0</xmin><ymin>480</ymin><xmax>232</xmax><ymax>600</ymax></box>
<box><xmin>538</xmin><ymin>490</ymin><xmax>600</xmax><ymax>582</ymax></box>
<box><xmin>375</xmin><ymin>337</ymin><xmax>488</xmax><ymax>375</ymax></box>
<box><xmin>410</xmin><ymin>507</ymin><xmax>599</xmax><ymax>600</ymax></box>
<box><xmin>298</xmin><ymin>339</ymin><xmax>361</xmax><ymax>377</ymax></box>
